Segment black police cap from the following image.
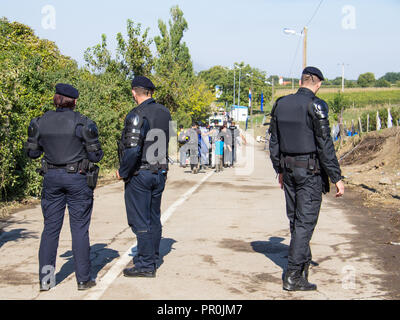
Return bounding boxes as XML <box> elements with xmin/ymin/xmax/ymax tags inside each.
<box><xmin>131</xmin><ymin>76</ymin><xmax>156</xmax><ymax>90</ymax></box>
<box><xmin>55</xmin><ymin>83</ymin><xmax>79</xmax><ymax>99</ymax></box>
<box><xmin>302</xmin><ymin>66</ymin><xmax>324</xmax><ymax>81</ymax></box>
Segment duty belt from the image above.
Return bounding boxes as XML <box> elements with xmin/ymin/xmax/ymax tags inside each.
<box><xmin>46</xmin><ymin>159</ymin><xmax>89</xmax><ymax>174</ymax></box>
<box><xmin>280</xmin><ymin>154</ymin><xmax>320</xmax><ymax>174</ymax></box>
<box><xmin>47</xmin><ymin>163</ymin><xmax>79</xmax><ymax>170</ymax></box>
<box><xmin>139</xmin><ymin>163</ymin><xmax>168</xmax><ymax>174</ymax></box>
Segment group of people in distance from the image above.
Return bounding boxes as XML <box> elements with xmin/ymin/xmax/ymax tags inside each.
<box><xmin>177</xmin><ymin>120</ymin><xmax>247</xmax><ymax>174</ymax></box>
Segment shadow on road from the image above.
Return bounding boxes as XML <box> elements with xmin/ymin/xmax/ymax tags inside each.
<box><xmin>251</xmin><ymin>237</ymin><xmax>289</xmax><ymax>271</ymax></box>
<box><xmin>157</xmin><ymin>238</ymin><xmax>177</xmax><ymax>269</ymax></box>
<box><xmin>0</xmin><ymin>228</ymin><xmax>38</xmax><ymax>249</ymax></box>
<box><xmin>56</xmin><ymin>243</ymin><xmax>120</xmax><ymax>284</ymax></box>
<box><xmin>129</xmin><ymin>237</ymin><xmax>177</xmax><ymax>269</ymax></box>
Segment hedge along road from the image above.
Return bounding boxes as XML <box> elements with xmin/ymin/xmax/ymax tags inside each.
<box><xmin>0</xmin><ymin>135</ymin><xmax>393</xmax><ymax>300</ymax></box>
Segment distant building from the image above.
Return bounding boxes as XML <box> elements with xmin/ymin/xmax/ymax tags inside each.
<box><xmin>279</xmin><ymin>76</ymin><xmax>291</xmax><ymax>86</ymax></box>
<box><xmin>231</xmin><ymin>105</ymin><xmax>249</xmax><ymax>122</ymax></box>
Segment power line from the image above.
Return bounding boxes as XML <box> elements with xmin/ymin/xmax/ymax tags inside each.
<box><xmin>305</xmin><ymin>0</ymin><xmax>324</xmax><ymax>27</ymax></box>
<box><xmin>286</xmin><ymin>0</ymin><xmax>324</xmax><ymax>81</ymax></box>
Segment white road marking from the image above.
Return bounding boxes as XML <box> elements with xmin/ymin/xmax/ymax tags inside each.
<box><xmin>84</xmin><ymin>170</ymin><xmax>214</xmax><ymax>300</ymax></box>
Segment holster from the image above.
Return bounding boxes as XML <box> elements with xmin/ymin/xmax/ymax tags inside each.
<box><xmin>83</xmin><ymin>161</ymin><xmax>100</xmax><ymax>189</ymax></box>
<box><xmin>86</xmin><ymin>163</ymin><xmax>100</xmax><ymax>189</ymax></box>
<box><xmin>36</xmin><ymin>158</ymin><xmax>48</xmax><ymax>176</ymax></box>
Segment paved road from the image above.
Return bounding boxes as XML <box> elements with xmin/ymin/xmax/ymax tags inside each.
<box><xmin>0</xmin><ymin>136</ymin><xmax>390</xmax><ymax>300</ymax></box>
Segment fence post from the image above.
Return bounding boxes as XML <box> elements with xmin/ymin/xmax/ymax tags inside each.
<box><xmin>367</xmin><ymin>114</ymin><xmax>369</xmax><ymax>132</ymax></box>
<box><xmin>339</xmin><ymin>108</ymin><xmax>345</xmax><ymax>146</ymax></box>
<box><xmin>358</xmin><ymin>117</ymin><xmax>363</xmax><ymax>134</ymax></box>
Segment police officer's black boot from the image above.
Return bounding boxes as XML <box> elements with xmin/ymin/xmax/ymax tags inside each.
<box><xmin>77</xmin><ymin>279</ymin><xmax>96</xmax><ymax>290</ymax></box>
<box><xmin>282</xmin><ymin>269</ymin><xmax>317</xmax><ymax>291</ymax></box>
<box><xmin>123</xmin><ymin>267</ymin><xmax>156</xmax><ymax>278</ymax></box>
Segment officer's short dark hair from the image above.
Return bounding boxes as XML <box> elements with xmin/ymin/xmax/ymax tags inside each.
<box><xmin>132</xmin><ymin>86</ymin><xmax>153</xmax><ymax>97</ymax></box>
<box><xmin>301</xmin><ymin>74</ymin><xmax>321</xmax><ymax>85</ymax></box>
<box><xmin>53</xmin><ymin>94</ymin><xmax>76</xmax><ymax>108</ymax></box>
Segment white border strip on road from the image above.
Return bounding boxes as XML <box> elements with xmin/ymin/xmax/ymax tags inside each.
<box><xmin>85</xmin><ymin>170</ymin><xmax>214</xmax><ymax>300</ymax></box>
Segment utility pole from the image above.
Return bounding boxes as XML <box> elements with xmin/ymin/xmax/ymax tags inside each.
<box><xmin>233</xmin><ymin>67</ymin><xmax>236</xmax><ymax>106</ymax></box>
<box><xmin>250</xmin><ymin>73</ymin><xmax>254</xmax><ymax>129</ymax></box>
<box><xmin>238</xmin><ymin>68</ymin><xmax>241</xmax><ymax>107</ymax></box>
<box><xmin>302</xmin><ymin>26</ymin><xmax>308</xmax><ymax>69</ymax></box>
<box><xmin>338</xmin><ymin>63</ymin><xmax>349</xmax><ymax>93</ymax></box>
<box><xmin>341</xmin><ymin>63</ymin><xmax>345</xmax><ymax>93</ymax></box>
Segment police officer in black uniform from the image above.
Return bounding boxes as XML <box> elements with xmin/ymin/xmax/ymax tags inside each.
<box><xmin>25</xmin><ymin>83</ymin><xmax>103</xmax><ymax>291</ymax></box>
<box><xmin>117</xmin><ymin>76</ymin><xmax>171</xmax><ymax>278</ymax></box>
<box><xmin>269</xmin><ymin>67</ymin><xmax>345</xmax><ymax>291</ymax></box>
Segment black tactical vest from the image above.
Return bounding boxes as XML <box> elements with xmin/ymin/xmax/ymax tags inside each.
<box><xmin>135</xmin><ymin>99</ymin><xmax>171</xmax><ymax>166</ymax></box>
<box><xmin>274</xmin><ymin>88</ymin><xmax>317</xmax><ymax>154</ymax></box>
<box><xmin>38</xmin><ymin>109</ymin><xmax>88</xmax><ymax>165</ymax></box>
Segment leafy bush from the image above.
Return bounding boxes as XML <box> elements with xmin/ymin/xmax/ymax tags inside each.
<box><xmin>0</xmin><ymin>19</ymin><xmax>79</xmax><ymax>201</ymax></box>
<box><xmin>375</xmin><ymin>79</ymin><xmax>391</xmax><ymax>88</ymax></box>
<box><xmin>327</xmin><ymin>91</ymin><xmax>351</xmax><ymax>115</ymax></box>
<box><xmin>0</xmin><ymin>19</ymin><xmax>133</xmax><ymax>201</ymax></box>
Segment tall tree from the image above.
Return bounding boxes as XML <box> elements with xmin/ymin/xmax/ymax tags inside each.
<box><xmin>83</xmin><ymin>34</ymin><xmax>115</xmax><ymax>74</ymax></box>
<box><xmin>84</xmin><ymin>19</ymin><xmax>153</xmax><ymax>79</ymax></box>
<box><xmin>380</xmin><ymin>72</ymin><xmax>400</xmax><ymax>83</ymax></box>
<box><xmin>153</xmin><ymin>5</ymin><xmax>213</xmax><ymax>125</ymax></box>
<box><xmin>154</xmin><ymin>5</ymin><xmax>194</xmax><ymax>81</ymax></box>
<box><xmin>116</xmin><ymin>19</ymin><xmax>154</xmax><ymax>78</ymax></box>
<box><xmin>199</xmin><ymin>62</ymin><xmax>272</xmax><ymax>110</ymax></box>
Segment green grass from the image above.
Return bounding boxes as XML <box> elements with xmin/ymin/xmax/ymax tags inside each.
<box><xmin>330</xmin><ymin>105</ymin><xmax>400</xmax><ymax>131</ymax></box>
<box><xmin>318</xmin><ymin>89</ymin><xmax>400</xmax><ymax>109</ymax></box>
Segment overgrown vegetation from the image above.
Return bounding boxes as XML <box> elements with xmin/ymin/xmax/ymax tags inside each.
<box><xmin>359</xmin><ymin>107</ymin><xmax>400</xmax><ymax>132</ymax></box>
<box><xmin>0</xmin><ymin>6</ymin><xmax>215</xmax><ymax>203</ymax></box>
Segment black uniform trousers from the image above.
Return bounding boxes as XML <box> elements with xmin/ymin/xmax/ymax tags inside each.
<box><xmin>39</xmin><ymin>169</ymin><xmax>93</xmax><ymax>284</ymax></box>
<box><xmin>124</xmin><ymin>169</ymin><xmax>166</xmax><ymax>272</ymax></box>
<box><xmin>282</xmin><ymin>156</ymin><xmax>322</xmax><ymax>271</ymax></box>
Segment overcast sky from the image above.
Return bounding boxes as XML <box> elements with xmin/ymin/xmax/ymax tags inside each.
<box><xmin>1</xmin><ymin>0</ymin><xmax>399</xmax><ymax>80</ymax></box>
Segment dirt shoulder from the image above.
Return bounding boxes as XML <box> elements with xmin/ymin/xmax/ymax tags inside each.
<box><xmin>337</xmin><ymin>127</ymin><xmax>400</xmax><ymax>208</ymax></box>
<box><xmin>334</xmin><ymin>183</ymin><xmax>400</xmax><ymax>299</ymax></box>
<box><xmin>333</xmin><ymin>128</ymin><xmax>400</xmax><ymax>298</ymax></box>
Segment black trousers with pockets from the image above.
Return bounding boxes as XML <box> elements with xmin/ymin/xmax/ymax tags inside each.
<box><xmin>282</xmin><ymin>158</ymin><xmax>322</xmax><ymax>271</ymax></box>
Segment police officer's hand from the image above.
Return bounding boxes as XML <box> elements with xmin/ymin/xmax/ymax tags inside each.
<box><xmin>116</xmin><ymin>170</ymin><xmax>123</xmax><ymax>181</ymax></box>
<box><xmin>278</xmin><ymin>173</ymin><xmax>284</xmax><ymax>190</ymax></box>
<box><xmin>335</xmin><ymin>180</ymin><xmax>345</xmax><ymax>198</ymax></box>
